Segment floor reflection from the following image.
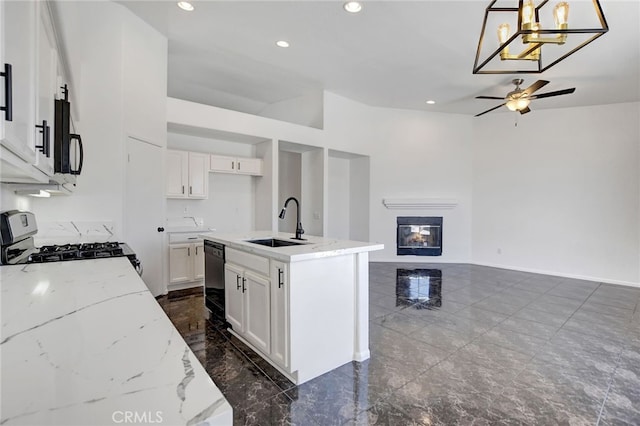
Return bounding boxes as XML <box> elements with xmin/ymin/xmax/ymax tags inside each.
<box><xmin>396</xmin><ymin>268</ymin><xmax>442</xmax><ymax>308</ymax></box>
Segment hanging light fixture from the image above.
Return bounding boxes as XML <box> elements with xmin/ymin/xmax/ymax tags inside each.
<box><xmin>473</xmin><ymin>0</ymin><xmax>608</xmax><ymax>74</ymax></box>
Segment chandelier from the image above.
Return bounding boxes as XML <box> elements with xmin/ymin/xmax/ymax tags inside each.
<box><xmin>473</xmin><ymin>0</ymin><xmax>608</xmax><ymax>74</ymax></box>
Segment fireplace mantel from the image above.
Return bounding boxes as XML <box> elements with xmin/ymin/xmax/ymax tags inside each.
<box><xmin>382</xmin><ymin>198</ymin><xmax>458</xmax><ymax>209</ymax></box>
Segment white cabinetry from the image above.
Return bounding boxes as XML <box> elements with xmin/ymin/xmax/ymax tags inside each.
<box><xmin>165</xmin><ymin>150</ymin><xmax>208</xmax><ymax>199</ymax></box>
<box><xmin>0</xmin><ymin>0</ymin><xmax>57</xmax><ymax>183</ymax></box>
<box><xmin>168</xmin><ymin>240</ymin><xmax>204</xmax><ymax>284</ymax></box>
<box><xmin>210</xmin><ymin>154</ymin><xmax>263</xmax><ymax>176</ymax></box>
<box><xmin>270</xmin><ymin>260</ymin><xmax>289</xmax><ymax>369</ymax></box>
<box><xmin>34</xmin><ymin>3</ymin><xmax>58</xmax><ymax>176</ymax></box>
<box><xmin>224</xmin><ymin>248</ymin><xmax>271</xmax><ymax>354</ymax></box>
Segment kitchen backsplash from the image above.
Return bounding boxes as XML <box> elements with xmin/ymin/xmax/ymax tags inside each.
<box><xmin>34</xmin><ymin>221</ymin><xmax>116</xmax><ymax>246</ymax></box>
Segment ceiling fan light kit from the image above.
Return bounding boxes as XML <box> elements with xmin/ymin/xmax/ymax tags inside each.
<box><xmin>474</xmin><ymin>78</ymin><xmax>576</xmax><ymax>117</ymax></box>
<box><xmin>473</xmin><ymin>0</ymin><xmax>608</xmax><ymax>74</ymax></box>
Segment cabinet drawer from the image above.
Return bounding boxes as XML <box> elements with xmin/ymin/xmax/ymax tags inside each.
<box><xmin>226</xmin><ymin>247</ymin><xmax>269</xmax><ymax>276</ymax></box>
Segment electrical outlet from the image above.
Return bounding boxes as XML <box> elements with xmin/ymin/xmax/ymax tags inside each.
<box><xmin>313</xmin><ymin>212</ymin><xmax>320</xmax><ymax>220</ymax></box>
<box><xmin>183</xmin><ymin>206</ymin><xmax>188</xmax><ymax>214</ymax></box>
<box><xmin>497</xmin><ymin>248</ymin><xmax>502</xmax><ymax>255</ymax></box>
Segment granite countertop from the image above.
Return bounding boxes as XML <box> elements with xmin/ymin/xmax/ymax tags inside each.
<box><xmin>0</xmin><ymin>258</ymin><xmax>232</xmax><ymax>426</ymax></box>
<box><xmin>200</xmin><ymin>230</ymin><xmax>384</xmax><ymax>262</ymax></box>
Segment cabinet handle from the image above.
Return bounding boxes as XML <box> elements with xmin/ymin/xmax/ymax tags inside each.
<box><xmin>278</xmin><ymin>268</ymin><xmax>284</xmax><ymax>288</ymax></box>
<box><xmin>188</xmin><ymin>247</ymin><xmax>190</xmax><ymax>256</ymax></box>
<box><xmin>238</xmin><ymin>161</ymin><xmax>241</xmax><ymax>171</ymax></box>
<box><xmin>1</xmin><ymin>63</ymin><xmax>12</xmax><ymax>121</ymax></box>
<box><xmin>236</xmin><ymin>275</ymin><xmax>241</xmax><ymax>290</ymax></box>
<box><xmin>231</xmin><ymin>161</ymin><xmax>234</xmax><ymax>170</ymax></box>
<box><xmin>189</xmin><ymin>186</ymin><xmax>192</xmax><ymax>195</ymax></box>
<box><xmin>242</xmin><ymin>277</ymin><xmax>246</xmax><ymax>293</ymax></box>
<box><xmin>182</xmin><ymin>185</ymin><xmax>185</xmax><ymax>194</ymax></box>
<box><xmin>195</xmin><ymin>246</ymin><xmax>198</xmax><ymax>255</ymax></box>
<box><xmin>35</xmin><ymin>120</ymin><xmax>50</xmax><ymax>157</ymax></box>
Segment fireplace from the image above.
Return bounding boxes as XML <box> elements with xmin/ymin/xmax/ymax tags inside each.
<box><xmin>396</xmin><ymin>216</ymin><xmax>443</xmax><ymax>256</ymax></box>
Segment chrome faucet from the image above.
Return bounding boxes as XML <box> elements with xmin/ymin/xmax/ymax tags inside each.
<box><xmin>279</xmin><ymin>197</ymin><xmax>305</xmax><ymax>240</ymax></box>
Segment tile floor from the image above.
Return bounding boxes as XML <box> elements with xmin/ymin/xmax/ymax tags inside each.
<box><xmin>158</xmin><ymin>263</ymin><xmax>640</xmax><ymax>425</ymax></box>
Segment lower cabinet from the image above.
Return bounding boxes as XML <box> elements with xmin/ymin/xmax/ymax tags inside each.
<box><xmin>168</xmin><ymin>242</ymin><xmax>204</xmax><ymax>284</ymax></box>
<box><xmin>224</xmin><ymin>261</ymin><xmax>271</xmax><ymax>354</ymax></box>
<box><xmin>270</xmin><ymin>260</ymin><xmax>289</xmax><ymax>369</ymax></box>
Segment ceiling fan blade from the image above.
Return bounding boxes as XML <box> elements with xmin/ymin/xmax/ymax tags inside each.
<box><xmin>530</xmin><ymin>88</ymin><xmax>576</xmax><ymax>99</ymax></box>
<box><xmin>476</xmin><ymin>96</ymin><xmax>505</xmax><ymax>100</ymax></box>
<box><xmin>474</xmin><ymin>103</ymin><xmax>505</xmax><ymax>117</ymax></box>
<box><xmin>523</xmin><ymin>80</ymin><xmax>550</xmax><ymax>96</ymax></box>
<box><xmin>519</xmin><ymin>107</ymin><xmax>531</xmax><ymax>114</ymax></box>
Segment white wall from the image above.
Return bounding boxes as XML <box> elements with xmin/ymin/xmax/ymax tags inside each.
<box><xmin>0</xmin><ymin>187</ymin><xmax>31</xmax><ymax>212</ymax></box>
<box><xmin>472</xmin><ymin>102</ymin><xmax>640</xmax><ymax>285</ymax></box>
<box><xmin>301</xmin><ymin>148</ymin><xmax>325</xmax><ymax>237</ymax></box>
<box><xmin>278</xmin><ymin>150</ymin><xmax>301</xmax><ymax>234</ymax></box>
<box><xmin>167</xmin><ymin>132</ymin><xmax>256</xmax><ymax>232</ymax></box>
<box><xmin>327</xmin><ymin>156</ymin><xmax>351</xmax><ymax>240</ymax></box>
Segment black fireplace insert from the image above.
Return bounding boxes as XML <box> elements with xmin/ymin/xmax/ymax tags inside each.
<box><xmin>396</xmin><ymin>216</ymin><xmax>443</xmax><ymax>256</ymax></box>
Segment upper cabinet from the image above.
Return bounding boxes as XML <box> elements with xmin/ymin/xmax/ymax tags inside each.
<box><xmin>166</xmin><ymin>149</ymin><xmax>208</xmax><ymax>199</ymax></box>
<box><xmin>0</xmin><ymin>1</ymin><xmax>65</xmax><ymax>183</ymax></box>
<box><xmin>210</xmin><ymin>154</ymin><xmax>263</xmax><ymax>176</ymax></box>
<box><xmin>1</xmin><ymin>0</ymin><xmax>38</xmax><ymax>165</ymax></box>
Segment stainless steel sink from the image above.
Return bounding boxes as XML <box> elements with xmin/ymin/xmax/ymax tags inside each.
<box><xmin>245</xmin><ymin>238</ymin><xmax>306</xmax><ymax>247</ymax></box>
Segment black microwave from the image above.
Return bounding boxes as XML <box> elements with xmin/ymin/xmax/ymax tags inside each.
<box><xmin>54</xmin><ymin>86</ymin><xmax>83</xmax><ymax>175</ymax></box>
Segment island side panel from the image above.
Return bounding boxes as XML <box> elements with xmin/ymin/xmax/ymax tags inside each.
<box><xmin>353</xmin><ymin>251</ymin><xmax>370</xmax><ymax>361</ymax></box>
<box><xmin>288</xmin><ymin>254</ymin><xmax>355</xmax><ymax>384</ymax></box>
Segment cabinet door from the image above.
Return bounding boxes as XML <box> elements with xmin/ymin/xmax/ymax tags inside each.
<box><xmin>1</xmin><ymin>0</ymin><xmax>37</xmax><ymax>163</ymax></box>
<box><xmin>166</xmin><ymin>150</ymin><xmax>188</xmax><ymax>198</ymax></box>
<box><xmin>270</xmin><ymin>261</ymin><xmax>289</xmax><ymax>369</ymax></box>
<box><xmin>169</xmin><ymin>243</ymin><xmax>192</xmax><ymax>284</ymax></box>
<box><xmin>237</xmin><ymin>157</ymin><xmax>263</xmax><ymax>176</ymax></box>
<box><xmin>193</xmin><ymin>242</ymin><xmax>204</xmax><ymax>280</ymax></box>
<box><xmin>188</xmin><ymin>152</ymin><xmax>208</xmax><ymax>198</ymax></box>
<box><xmin>244</xmin><ymin>270</ymin><xmax>271</xmax><ymax>355</ymax></box>
<box><xmin>225</xmin><ymin>263</ymin><xmax>244</xmax><ymax>332</ymax></box>
<box><xmin>209</xmin><ymin>154</ymin><xmax>236</xmax><ymax>173</ymax></box>
<box><xmin>33</xmin><ymin>2</ymin><xmax>56</xmax><ymax>176</ymax></box>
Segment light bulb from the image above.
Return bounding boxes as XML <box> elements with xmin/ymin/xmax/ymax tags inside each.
<box><xmin>343</xmin><ymin>1</ymin><xmax>362</xmax><ymax>13</ymax></box>
<box><xmin>521</xmin><ymin>0</ymin><xmax>536</xmax><ymax>26</ymax></box>
<box><xmin>497</xmin><ymin>23</ymin><xmax>511</xmax><ymax>44</ymax></box>
<box><xmin>554</xmin><ymin>2</ymin><xmax>569</xmax><ymax>27</ymax></box>
<box><xmin>177</xmin><ymin>1</ymin><xmax>194</xmax><ymax>11</ymax></box>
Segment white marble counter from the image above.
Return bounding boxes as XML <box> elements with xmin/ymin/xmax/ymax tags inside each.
<box><xmin>199</xmin><ymin>230</ymin><xmax>383</xmax><ymax>262</ymax></box>
<box><xmin>0</xmin><ymin>258</ymin><xmax>232</xmax><ymax>426</ymax></box>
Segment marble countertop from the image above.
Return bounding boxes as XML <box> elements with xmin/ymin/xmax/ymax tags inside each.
<box><xmin>0</xmin><ymin>258</ymin><xmax>232</xmax><ymax>426</ymax></box>
<box><xmin>200</xmin><ymin>230</ymin><xmax>384</xmax><ymax>262</ymax></box>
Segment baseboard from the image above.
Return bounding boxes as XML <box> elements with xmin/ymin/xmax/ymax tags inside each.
<box><xmin>470</xmin><ymin>261</ymin><xmax>640</xmax><ymax>289</ymax></box>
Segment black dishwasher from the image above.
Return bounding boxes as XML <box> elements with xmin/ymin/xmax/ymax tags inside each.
<box><xmin>204</xmin><ymin>240</ymin><xmax>225</xmax><ymax>318</ymax></box>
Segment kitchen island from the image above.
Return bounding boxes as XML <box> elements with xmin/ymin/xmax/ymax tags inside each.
<box><xmin>0</xmin><ymin>257</ymin><xmax>232</xmax><ymax>426</ymax></box>
<box><xmin>201</xmin><ymin>231</ymin><xmax>383</xmax><ymax>384</ymax></box>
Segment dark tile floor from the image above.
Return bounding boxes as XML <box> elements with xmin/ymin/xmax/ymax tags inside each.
<box><xmin>157</xmin><ymin>263</ymin><xmax>640</xmax><ymax>425</ymax></box>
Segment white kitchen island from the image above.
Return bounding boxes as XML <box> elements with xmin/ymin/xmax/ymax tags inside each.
<box><xmin>201</xmin><ymin>231</ymin><xmax>383</xmax><ymax>385</ymax></box>
<box><xmin>0</xmin><ymin>257</ymin><xmax>232</xmax><ymax>426</ymax></box>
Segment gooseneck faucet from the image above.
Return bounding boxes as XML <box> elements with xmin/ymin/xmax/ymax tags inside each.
<box><xmin>279</xmin><ymin>197</ymin><xmax>305</xmax><ymax>240</ymax></box>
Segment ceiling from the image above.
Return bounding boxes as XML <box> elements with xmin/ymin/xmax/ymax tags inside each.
<box><xmin>118</xmin><ymin>1</ymin><xmax>640</xmax><ymax>117</ymax></box>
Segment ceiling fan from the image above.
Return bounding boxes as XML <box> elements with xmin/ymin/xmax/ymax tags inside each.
<box><xmin>475</xmin><ymin>79</ymin><xmax>576</xmax><ymax>117</ymax></box>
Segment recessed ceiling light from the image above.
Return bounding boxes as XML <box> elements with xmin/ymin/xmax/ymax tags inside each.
<box><xmin>426</xmin><ymin>100</ymin><xmax>436</xmax><ymax>105</ymax></box>
<box><xmin>343</xmin><ymin>1</ymin><xmax>362</xmax><ymax>13</ymax></box>
<box><xmin>276</xmin><ymin>40</ymin><xmax>290</xmax><ymax>48</ymax></box>
<box><xmin>177</xmin><ymin>1</ymin><xmax>194</xmax><ymax>11</ymax></box>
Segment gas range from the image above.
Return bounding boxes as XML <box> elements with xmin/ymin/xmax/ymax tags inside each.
<box><xmin>0</xmin><ymin>211</ymin><xmax>142</xmax><ymax>275</ymax></box>
<box><xmin>29</xmin><ymin>242</ymin><xmax>141</xmax><ymax>273</ymax></box>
